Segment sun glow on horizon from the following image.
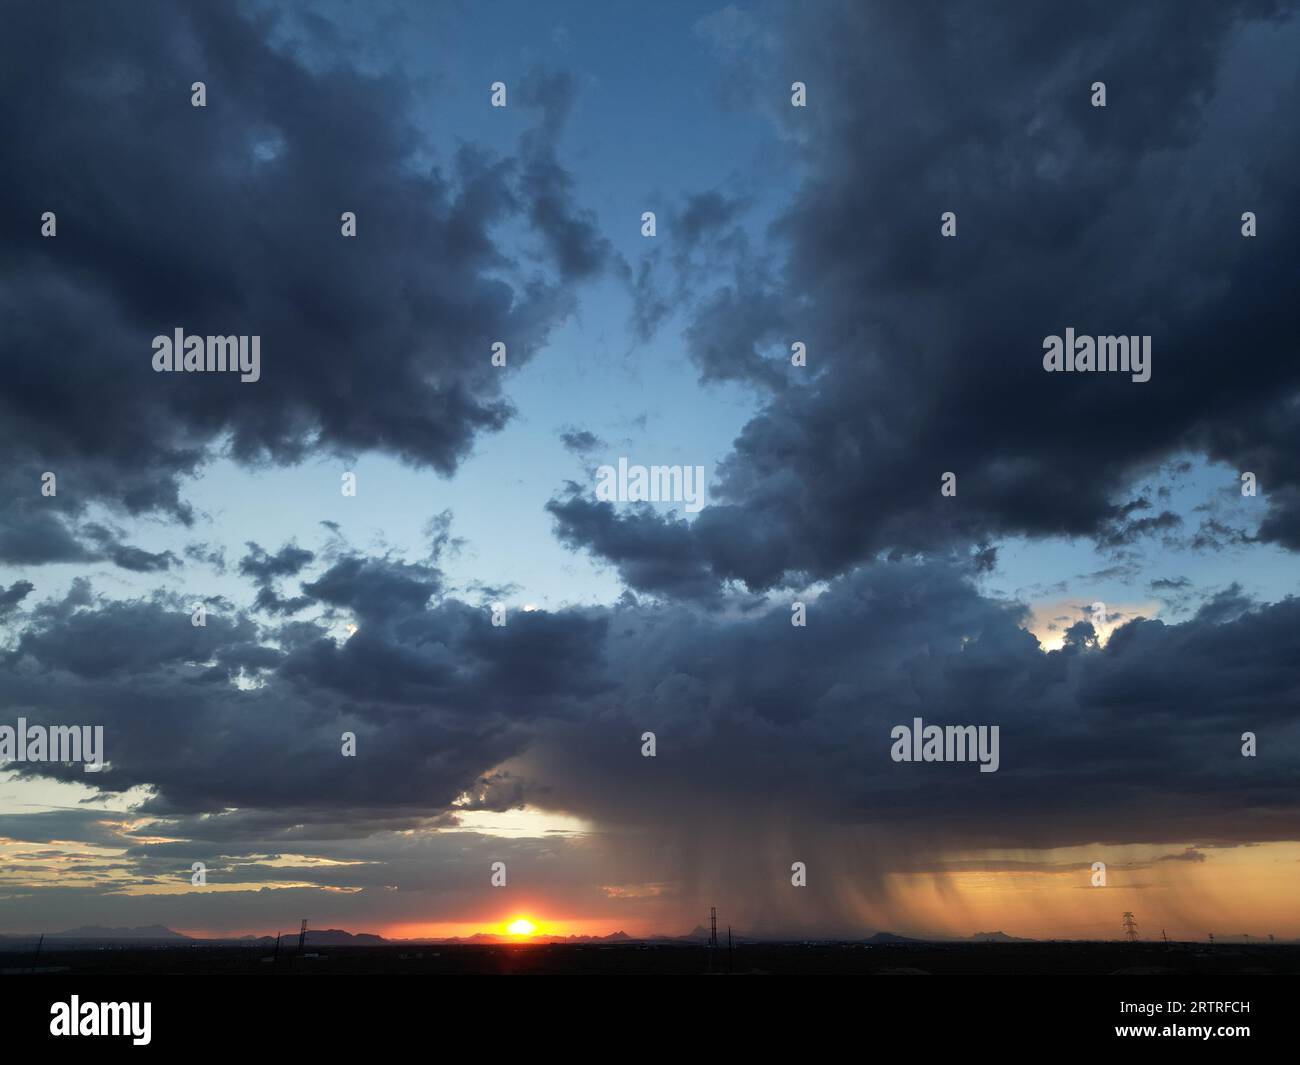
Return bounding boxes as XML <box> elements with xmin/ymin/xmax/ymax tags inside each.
<box><xmin>507</xmin><ymin>917</ymin><xmax>537</xmax><ymax>937</ymax></box>
<box><xmin>1023</xmin><ymin>597</ymin><xmax>1161</xmax><ymax>652</ymax></box>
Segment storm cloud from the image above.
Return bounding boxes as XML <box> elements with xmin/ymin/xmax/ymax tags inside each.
<box><xmin>558</xmin><ymin>0</ymin><xmax>1300</xmax><ymax>596</ymax></box>
<box><xmin>0</xmin><ymin>0</ymin><xmax>617</xmax><ymax>536</ymax></box>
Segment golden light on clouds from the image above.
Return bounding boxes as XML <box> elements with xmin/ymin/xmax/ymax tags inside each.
<box><xmin>884</xmin><ymin>841</ymin><xmax>1300</xmax><ymax>941</ymax></box>
<box><xmin>600</xmin><ymin>882</ymin><xmax>674</xmax><ymax>899</ymax></box>
<box><xmin>445</xmin><ymin>806</ymin><xmax>591</xmax><ymax>839</ymax></box>
<box><xmin>1024</xmin><ymin>598</ymin><xmax>1161</xmax><ymax>651</ymax></box>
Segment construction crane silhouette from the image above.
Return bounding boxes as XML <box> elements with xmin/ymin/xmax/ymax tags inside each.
<box><xmin>1121</xmin><ymin>912</ymin><xmax>1139</xmax><ymax>942</ymax></box>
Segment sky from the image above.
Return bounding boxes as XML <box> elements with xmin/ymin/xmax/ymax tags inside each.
<box><xmin>1</xmin><ymin>0</ymin><xmax>1298</xmax><ymax>942</ymax></box>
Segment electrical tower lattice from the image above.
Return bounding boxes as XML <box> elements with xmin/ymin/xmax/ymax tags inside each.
<box><xmin>1121</xmin><ymin>912</ymin><xmax>1139</xmax><ymax>942</ymax></box>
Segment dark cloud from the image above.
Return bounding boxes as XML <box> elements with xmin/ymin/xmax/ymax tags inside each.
<box><xmin>517</xmin><ymin>69</ymin><xmax>625</xmax><ymax>284</ymax></box>
<box><xmin>0</xmin><ymin>580</ymin><xmax>35</xmax><ymax>617</ymax></box>
<box><xmin>677</xmin><ymin>190</ymin><xmax>749</xmax><ymax>247</ymax></box>
<box><xmin>0</xmin><ymin>497</ymin><xmax>96</xmax><ymax>567</ymax></box>
<box><xmin>2</xmin><ymin>547</ymin><xmax>1298</xmax><ymax>933</ymax></box>
<box><xmin>1157</xmin><ymin>847</ymin><xmax>1209</xmax><ymax>863</ymax></box>
<box><xmin>183</xmin><ymin>541</ymin><xmax>227</xmax><ymax>574</ymax></box>
<box><xmin>9</xmin><ymin>594</ymin><xmax>258</xmax><ymax>679</ymax></box>
<box><xmin>0</xmin><ymin>2</ymin><xmax>617</xmax><ymax>552</ymax></box>
<box><xmin>301</xmin><ymin>555</ymin><xmax>442</xmax><ymax>620</ymax></box>
<box><xmin>557</xmin><ymin>0</ymin><xmax>1300</xmax><ymax>597</ymax></box>
<box><xmin>1096</xmin><ymin>509</ymin><xmax>1183</xmax><ymax>549</ymax></box>
<box><xmin>239</xmin><ymin>542</ymin><xmax>315</xmax><ymax>584</ymax></box>
<box><xmin>1191</xmin><ymin>517</ymin><xmax>1253</xmax><ymax>551</ymax></box>
<box><xmin>628</xmin><ymin>253</ymin><xmax>671</xmax><ymax>342</ymax></box>
<box><xmin>82</xmin><ymin>524</ymin><xmax>178</xmax><ymax>572</ymax></box>
<box><xmin>0</xmin><ymin>498</ymin><xmax>180</xmax><ymax>573</ymax></box>
<box><xmin>559</xmin><ymin>428</ymin><xmax>605</xmax><ymax>456</ymax></box>
<box><xmin>238</xmin><ymin>541</ymin><xmax>316</xmax><ymax>614</ymax></box>
<box><xmin>546</xmin><ymin>492</ymin><xmax>721</xmax><ymax>603</ymax></box>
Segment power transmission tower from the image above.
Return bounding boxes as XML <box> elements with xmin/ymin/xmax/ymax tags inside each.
<box><xmin>1121</xmin><ymin>912</ymin><xmax>1139</xmax><ymax>942</ymax></box>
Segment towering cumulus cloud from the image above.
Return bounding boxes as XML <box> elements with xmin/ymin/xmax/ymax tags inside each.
<box><xmin>0</xmin><ymin>1</ymin><xmax>618</xmax><ymax>562</ymax></box>
<box><xmin>554</xmin><ymin>0</ymin><xmax>1300</xmax><ymax>592</ymax></box>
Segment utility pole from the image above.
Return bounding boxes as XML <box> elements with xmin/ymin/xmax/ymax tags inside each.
<box><xmin>727</xmin><ymin>926</ymin><xmax>733</xmax><ymax>974</ymax></box>
<box><xmin>30</xmin><ymin>933</ymin><xmax>43</xmax><ymax>974</ymax></box>
<box><xmin>298</xmin><ymin>918</ymin><xmax>308</xmax><ymax>953</ymax></box>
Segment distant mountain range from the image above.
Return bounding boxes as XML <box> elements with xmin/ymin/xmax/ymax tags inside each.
<box><xmin>235</xmin><ymin>929</ymin><xmax>387</xmax><ymax>946</ymax></box>
<box><xmin>862</xmin><ymin>930</ymin><xmax>1037</xmax><ymax>944</ymax></box>
<box><xmin>0</xmin><ymin>924</ymin><xmax>1039</xmax><ymax>945</ymax></box>
<box><xmin>864</xmin><ymin>932</ymin><xmax>921</xmax><ymax>944</ymax></box>
<box><xmin>3</xmin><ymin>924</ymin><xmax>1289</xmax><ymax>946</ymax></box>
<box><xmin>0</xmin><ymin>926</ymin><xmax>652</xmax><ymax>946</ymax></box>
<box><xmin>46</xmin><ymin>925</ymin><xmax>191</xmax><ymax>940</ymax></box>
<box><xmin>969</xmin><ymin>931</ymin><xmax>1035</xmax><ymax>943</ymax></box>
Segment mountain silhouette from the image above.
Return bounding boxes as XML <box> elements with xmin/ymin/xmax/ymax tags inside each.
<box><xmin>968</xmin><ymin>931</ymin><xmax>1035</xmax><ymax>942</ymax></box>
<box><xmin>48</xmin><ymin>925</ymin><xmax>189</xmax><ymax>940</ymax></box>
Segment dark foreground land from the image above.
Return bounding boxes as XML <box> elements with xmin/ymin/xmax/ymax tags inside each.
<box><xmin>2</xmin><ymin>941</ymin><xmax>1297</xmax><ymax>976</ymax></box>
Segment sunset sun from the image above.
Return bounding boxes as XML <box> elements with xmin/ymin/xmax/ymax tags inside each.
<box><xmin>507</xmin><ymin>918</ymin><xmax>537</xmax><ymax>937</ymax></box>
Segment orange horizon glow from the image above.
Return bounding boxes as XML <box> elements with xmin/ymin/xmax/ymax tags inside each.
<box><xmin>375</xmin><ymin>915</ymin><xmax>628</xmax><ymax>941</ymax></box>
<box><xmin>166</xmin><ymin>916</ymin><xmax>601</xmax><ymax>942</ymax></box>
<box><xmin>101</xmin><ymin>841</ymin><xmax>1300</xmax><ymax>944</ymax></box>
